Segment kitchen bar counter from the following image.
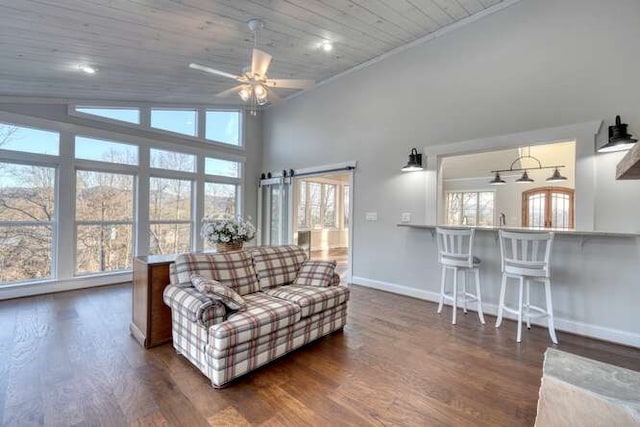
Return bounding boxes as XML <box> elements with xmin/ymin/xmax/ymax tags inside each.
<box><xmin>397</xmin><ymin>224</ymin><xmax>640</xmax><ymax>238</ymax></box>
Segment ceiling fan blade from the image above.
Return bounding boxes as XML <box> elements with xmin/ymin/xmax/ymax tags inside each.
<box><xmin>251</xmin><ymin>48</ymin><xmax>272</xmax><ymax>77</ymax></box>
<box><xmin>189</xmin><ymin>63</ymin><xmax>241</xmax><ymax>81</ymax></box>
<box><xmin>266</xmin><ymin>89</ymin><xmax>284</xmax><ymax>105</ymax></box>
<box><xmin>215</xmin><ymin>85</ymin><xmax>245</xmax><ymax>98</ymax></box>
<box><xmin>266</xmin><ymin>79</ymin><xmax>316</xmax><ymax>90</ymax></box>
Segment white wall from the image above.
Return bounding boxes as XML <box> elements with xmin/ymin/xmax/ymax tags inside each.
<box><xmin>263</xmin><ymin>0</ymin><xmax>640</xmax><ymax>345</ymax></box>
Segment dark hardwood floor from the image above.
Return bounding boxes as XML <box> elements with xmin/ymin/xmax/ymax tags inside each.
<box><xmin>1</xmin><ymin>283</ymin><xmax>639</xmax><ymax>426</ymax></box>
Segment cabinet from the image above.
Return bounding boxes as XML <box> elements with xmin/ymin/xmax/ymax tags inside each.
<box><xmin>130</xmin><ymin>254</ymin><xmax>176</xmax><ymax>349</ymax></box>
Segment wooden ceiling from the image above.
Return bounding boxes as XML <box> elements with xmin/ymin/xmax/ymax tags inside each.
<box><xmin>0</xmin><ymin>0</ymin><xmax>506</xmax><ymax>104</ymax></box>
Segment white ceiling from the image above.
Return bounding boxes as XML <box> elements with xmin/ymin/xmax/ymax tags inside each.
<box><xmin>0</xmin><ymin>0</ymin><xmax>506</xmax><ymax>104</ymax></box>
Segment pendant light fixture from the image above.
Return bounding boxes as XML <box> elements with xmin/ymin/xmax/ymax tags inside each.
<box><xmin>515</xmin><ymin>170</ymin><xmax>534</xmax><ymax>183</ymax></box>
<box><xmin>546</xmin><ymin>168</ymin><xmax>568</xmax><ymax>182</ymax></box>
<box><xmin>401</xmin><ymin>148</ymin><xmax>423</xmax><ymax>172</ymax></box>
<box><xmin>598</xmin><ymin>115</ymin><xmax>637</xmax><ymax>153</ymax></box>
<box><xmin>489</xmin><ymin>146</ymin><xmax>567</xmax><ymax>184</ymax></box>
<box><xmin>489</xmin><ymin>172</ymin><xmax>506</xmax><ymax>185</ymax></box>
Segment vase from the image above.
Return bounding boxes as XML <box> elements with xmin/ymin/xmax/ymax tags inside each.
<box><xmin>216</xmin><ymin>242</ymin><xmax>244</xmax><ymax>253</ymax></box>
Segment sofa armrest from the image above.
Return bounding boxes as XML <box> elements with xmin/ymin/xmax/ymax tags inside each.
<box><xmin>329</xmin><ymin>272</ymin><xmax>341</xmax><ymax>286</ymax></box>
<box><xmin>163</xmin><ymin>283</ymin><xmax>226</xmax><ymax>327</ymax></box>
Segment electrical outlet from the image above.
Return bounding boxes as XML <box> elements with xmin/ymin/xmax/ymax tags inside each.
<box><xmin>365</xmin><ymin>212</ymin><xmax>378</xmax><ymax>221</ymax></box>
<box><xmin>401</xmin><ymin>212</ymin><xmax>411</xmax><ymax>223</ymax></box>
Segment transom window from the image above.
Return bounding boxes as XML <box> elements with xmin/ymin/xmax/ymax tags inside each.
<box><xmin>151</xmin><ymin>109</ymin><xmax>197</xmax><ymax>137</ymax></box>
<box><xmin>446</xmin><ymin>191</ymin><xmax>495</xmax><ymax>226</ymax></box>
<box><xmin>206</xmin><ymin>110</ymin><xmax>241</xmax><ymax>146</ymax></box>
<box><xmin>75</xmin><ymin>107</ymin><xmax>140</xmax><ymax>125</ymax></box>
<box><xmin>150</xmin><ymin>148</ymin><xmax>196</xmax><ymax>173</ymax></box>
<box><xmin>75</xmin><ymin>136</ymin><xmax>138</xmax><ymax>165</ymax></box>
<box><xmin>1</xmin><ymin>122</ymin><xmax>59</xmax><ymax>156</ymax></box>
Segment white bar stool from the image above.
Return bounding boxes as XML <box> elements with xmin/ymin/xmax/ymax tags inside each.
<box><xmin>495</xmin><ymin>230</ymin><xmax>558</xmax><ymax>344</ymax></box>
<box><xmin>436</xmin><ymin>227</ymin><xmax>485</xmax><ymax>325</ymax></box>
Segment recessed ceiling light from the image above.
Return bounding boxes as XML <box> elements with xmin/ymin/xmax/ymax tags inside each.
<box><xmin>319</xmin><ymin>40</ymin><xmax>333</xmax><ymax>52</ymax></box>
<box><xmin>76</xmin><ymin>64</ymin><xmax>97</xmax><ymax>74</ymax></box>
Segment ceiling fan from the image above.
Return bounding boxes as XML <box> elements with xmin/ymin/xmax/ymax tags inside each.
<box><xmin>189</xmin><ymin>19</ymin><xmax>316</xmax><ymax>115</ymax></box>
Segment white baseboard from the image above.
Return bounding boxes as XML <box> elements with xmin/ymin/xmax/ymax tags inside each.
<box><xmin>351</xmin><ymin>276</ymin><xmax>640</xmax><ymax>348</ymax></box>
<box><xmin>0</xmin><ymin>272</ymin><xmax>132</xmax><ymax>300</ymax></box>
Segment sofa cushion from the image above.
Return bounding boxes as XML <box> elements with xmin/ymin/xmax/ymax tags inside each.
<box><xmin>293</xmin><ymin>260</ymin><xmax>337</xmax><ymax>287</ymax></box>
<box><xmin>209</xmin><ymin>293</ymin><xmax>302</xmax><ymax>350</ymax></box>
<box><xmin>191</xmin><ymin>274</ymin><xmax>246</xmax><ymax>311</ymax></box>
<box><xmin>265</xmin><ymin>285</ymin><xmax>350</xmax><ymax>318</ymax></box>
<box><xmin>174</xmin><ymin>251</ymin><xmax>259</xmax><ymax>296</ymax></box>
<box><xmin>250</xmin><ymin>246</ymin><xmax>307</xmax><ymax>290</ymax></box>
<box><xmin>163</xmin><ymin>283</ymin><xmax>226</xmax><ymax>327</ymax></box>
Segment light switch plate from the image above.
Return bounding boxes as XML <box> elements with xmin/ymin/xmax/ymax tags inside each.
<box><xmin>365</xmin><ymin>212</ymin><xmax>378</xmax><ymax>221</ymax></box>
<box><xmin>401</xmin><ymin>212</ymin><xmax>411</xmax><ymax>223</ymax></box>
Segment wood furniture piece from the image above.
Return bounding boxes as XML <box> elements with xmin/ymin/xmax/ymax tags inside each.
<box><xmin>616</xmin><ymin>142</ymin><xmax>640</xmax><ymax>180</ymax></box>
<box><xmin>130</xmin><ymin>254</ymin><xmax>177</xmax><ymax>349</ymax></box>
<box><xmin>435</xmin><ymin>227</ymin><xmax>485</xmax><ymax>325</ymax></box>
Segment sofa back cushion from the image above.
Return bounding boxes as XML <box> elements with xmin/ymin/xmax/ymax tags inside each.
<box><xmin>174</xmin><ymin>251</ymin><xmax>260</xmax><ymax>296</ymax></box>
<box><xmin>250</xmin><ymin>246</ymin><xmax>307</xmax><ymax>290</ymax></box>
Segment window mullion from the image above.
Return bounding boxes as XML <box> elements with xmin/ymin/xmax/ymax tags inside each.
<box><xmin>56</xmin><ymin>131</ymin><xmax>75</xmax><ymax>280</ymax></box>
<box><xmin>194</xmin><ymin>155</ymin><xmax>205</xmax><ymax>252</ymax></box>
<box><xmin>137</xmin><ymin>145</ymin><xmax>150</xmax><ymax>257</ymax></box>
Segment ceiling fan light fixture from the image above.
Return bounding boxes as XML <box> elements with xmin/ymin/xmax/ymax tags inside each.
<box><xmin>238</xmin><ymin>86</ymin><xmax>251</xmax><ymax>102</ymax></box>
<box><xmin>254</xmin><ymin>84</ymin><xmax>267</xmax><ymax>100</ymax></box>
<box><xmin>515</xmin><ymin>170</ymin><xmax>535</xmax><ymax>184</ymax></box>
<box><xmin>546</xmin><ymin>168</ymin><xmax>568</xmax><ymax>182</ymax></box>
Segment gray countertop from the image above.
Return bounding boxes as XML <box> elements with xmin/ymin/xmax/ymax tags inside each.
<box><xmin>397</xmin><ymin>223</ymin><xmax>640</xmax><ymax>238</ymax></box>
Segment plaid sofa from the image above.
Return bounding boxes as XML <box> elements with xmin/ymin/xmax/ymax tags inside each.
<box><xmin>163</xmin><ymin>245</ymin><xmax>348</xmax><ymax>388</ymax></box>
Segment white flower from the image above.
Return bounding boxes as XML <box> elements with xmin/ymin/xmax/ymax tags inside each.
<box><xmin>220</xmin><ymin>235</ymin><xmax>230</xmax><ymax>243</ymax></box>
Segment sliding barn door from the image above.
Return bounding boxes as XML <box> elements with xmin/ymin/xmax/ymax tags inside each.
<box><xmin>257</xmin><ymin>177</ymin><xmax>292</xmax><ymax>246</ymax></box>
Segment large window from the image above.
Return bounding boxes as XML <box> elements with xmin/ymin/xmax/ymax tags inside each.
<box><xmin>149</xmin><ymin>177</ymin><xmax>192</xmax><ymax>255</ymax></box>
<box><xmin>205</xmin><ymin>110</ymin><xmax>241</xmax><ymax>146</ymax></box>
<box><xmin>0</xmin><ymin>162</ymin><xmax>56</xmax><ymax>283</ymax></box>
<box><xmin>1</xmin><ymin>107</ymin><xmax>244</xmax><ymax>287</ymax></box>
<box><xmin>75</xmin><ymin>171</ymin><xmax>135</xmax><ymax>274</ymax></box>
<box><xmin>446</xmin><ymin>191</ymin><xmax>495</xmax><ymax>226</ymax></box>
<box><xmin>297</xmin><ymin>181</ymin><xmax>340</xmax><ymax>230</ymax></box>
<box><xmin>151</xmin><ymin>109</ymin><xmax>197</xmax><ymax>136</ymax></box>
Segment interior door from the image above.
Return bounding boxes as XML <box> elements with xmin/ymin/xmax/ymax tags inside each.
<box><xmin>257</xmin><ymin>177</ymin><xmax>292</xmax><ymax>246</ymax></box>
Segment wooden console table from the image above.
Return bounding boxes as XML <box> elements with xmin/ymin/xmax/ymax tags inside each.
<box><xmin>130</xmin><ymin>254</ymin><xmax>176</xmax><ymax>349</ymax></box>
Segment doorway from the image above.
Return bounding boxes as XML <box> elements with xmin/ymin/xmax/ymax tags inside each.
<box><xmin>292</xmin><ymin>173</ymin><xmax>351</xmax><ymax>281</ymax></box>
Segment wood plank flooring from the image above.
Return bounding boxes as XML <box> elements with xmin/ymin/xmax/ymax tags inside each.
<box><xmin>1</xmin><ymin>283</ymin><xmax>639</xmax><ymax>426</ymax></box>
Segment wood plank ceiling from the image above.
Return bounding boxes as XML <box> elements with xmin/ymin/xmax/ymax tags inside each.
<box><xmin>0</xmin><ymin>0</ymin><xmax>505</xmax><ymax>104</ymax></box>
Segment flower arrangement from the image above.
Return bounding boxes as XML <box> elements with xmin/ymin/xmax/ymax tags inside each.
<box><xmin>201</xmin><ymin>216</ymin><xmax>256</xmax><ymax>252</ymax></box>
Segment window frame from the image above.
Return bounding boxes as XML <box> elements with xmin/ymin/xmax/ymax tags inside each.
<box><xmin>68</xmin><ymin>104</ymin><xmax>245</xmax><ymax>150</ymax></box>
<box><xmin>74</xmin><ymin>168</ymin><xmax>137</xmax><ymax>276</ymax></box>
<box><xmin>0</xmin><ymin>158</ymin><xmax>58</xmax><ymax>284</ymax></box>
<box><xmin>522</xmin><ymin>187</ymin><xmax>575</xmax><ymax>229</ymax></box>
<box><xmin>445</xmin><ymin>190</ymin><xmax>496</xmax><ymax>227</ymax></box>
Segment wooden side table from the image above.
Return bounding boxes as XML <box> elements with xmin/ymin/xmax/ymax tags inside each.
<box><xmin>130</xmin><ymin>254</ymin><xmax>176</xmax><ymax>349</ymax></box>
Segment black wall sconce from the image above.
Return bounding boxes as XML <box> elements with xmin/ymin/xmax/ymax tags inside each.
<box><xmin>598</xmin><ymin>115</ymin><xmax>637</xmax><ymax>153</ymax></box>
<box><xmin>401</xmin><ymin>148</ymin><xmax>423</xmax><ymax>172</ymax></box>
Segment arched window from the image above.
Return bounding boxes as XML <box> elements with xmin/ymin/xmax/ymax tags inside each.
<box><xmin>522</xmin><ymin>187</ymin><xmax>574</xmax><ymax>229</ymax></box>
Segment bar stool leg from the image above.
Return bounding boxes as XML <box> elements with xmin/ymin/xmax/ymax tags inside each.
<box><xmin>474</xmin><ymin>268</ymin><xmax>485</xmax><ymax>324</ymax></box>
<box><xmin>516</xmin><ymin>277</ymin><xmax>524</xmax><ymax>343</ymax></box>
<box><xmin>496</xmin><ymin>274</ymin><xmax>507</xmax><ymax>328</ymax></box>
<box><xmin>462</xmin><ymin>270</ymin><xmax>467</xmax><ymax>314</ymax></box>
<box><xmin>452</xmin><ymin>268</ymin><xmax>458</xmax><ymax>325</ymax></box>
<box><xmin>544</xmin><ymin>278</ymin><xmax>558</xmax><ymax>344</ymax></box>
<box><xmin>437</xmin><ymin>266</ymin><xmax>446</xmax><ymax>314</ymax></box>
<box><xmin>525</xmin><ymin>279</ymin><xmax>531</xmax><ymax>330</ymax></box>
